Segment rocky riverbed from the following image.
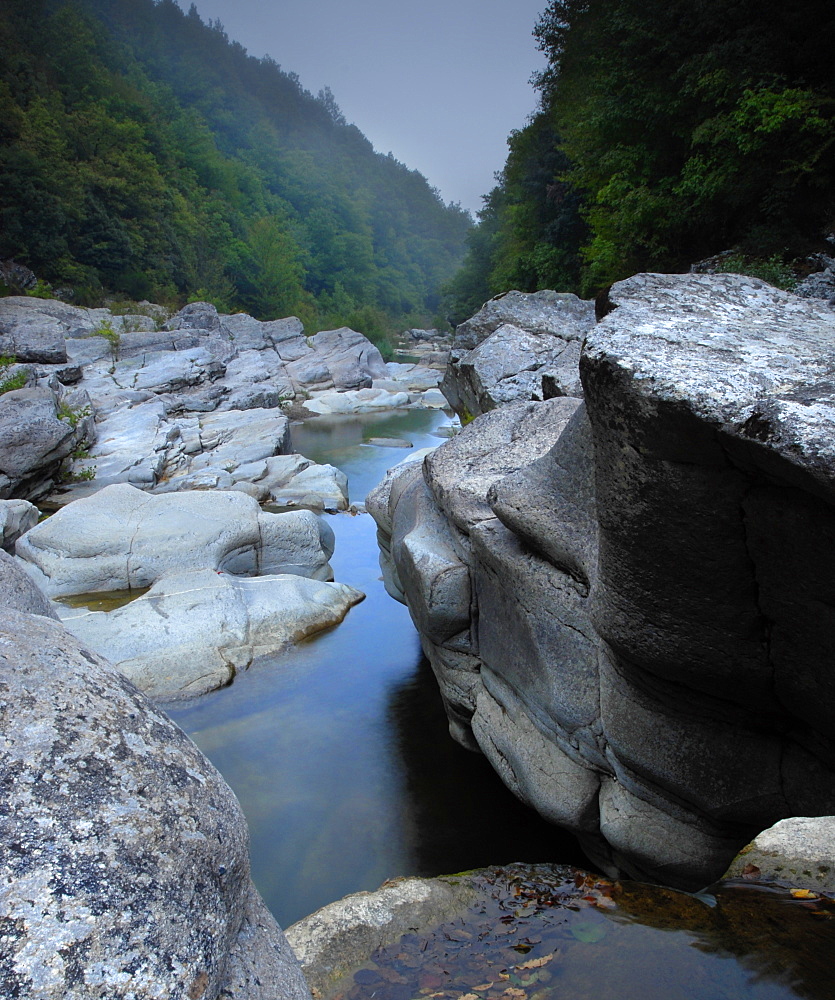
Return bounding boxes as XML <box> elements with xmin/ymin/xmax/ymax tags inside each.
<box><xmin>2</xmin><ymin>284</ymin><xmax>834</xmax><ymax>997</ymax></box>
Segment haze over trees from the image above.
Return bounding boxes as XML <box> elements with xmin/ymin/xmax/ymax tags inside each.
<box><xmin>445</xmin><ymin>0</ymin><xmax>835</xmax><ymax>320</ymax></box>
<box><xmin>0</xmin><ymin>0</ymin><xmax>472</xmax><ymax>341</ymax></box>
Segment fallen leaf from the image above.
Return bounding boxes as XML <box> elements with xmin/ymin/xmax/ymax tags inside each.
<box><xmin>503</xmin><ymin>990</ymin><xmax>526</xmax><ymax>998</ymax></box>
<box><xmin>516</xmin><ymin>955</ymin><xmax>553</xmax><ymax>971</ymax></box>
<box><xmin>790</xmin><ymin>888</ymin><xmax>819</xmax><ymax>899</ymax></box>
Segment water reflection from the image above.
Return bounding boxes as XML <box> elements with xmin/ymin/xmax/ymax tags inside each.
<box><xmin>334</xmin><ymin>866</ymin><xmax>835</xmax><ymax>1000</ymax></box>
<box><xmin>166</xmin><ymin>409</ymin><xmax>587</xmax><ymax>927</ymax></box>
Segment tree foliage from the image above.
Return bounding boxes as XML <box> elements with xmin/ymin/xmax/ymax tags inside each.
<box><xmin>0</xmin><ymin>0</ymin><xmax>472</xmax><ymax>330</ymax></box>
<box><xmin>447</xmin><ymin>0</ymin><xmax>835</xmax><ymax>304</ymax></box>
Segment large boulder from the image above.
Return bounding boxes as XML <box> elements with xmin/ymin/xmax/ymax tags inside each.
<box><xmin>58</xmin><ymin>568</ymin><xmax>364</xmax><ymax>700</ymax></box>
<box><xmin>442</xmin><ymin>292</ymin><xmax>595</xmax><ymax>419</ymax></box>
<box><xmin>0</xmin><ymin>607</ymin><xmax>311</xmax><ymax>1000</ymax></box>
<box><xmin>16</xmin><ymin>483</ymin><xmax>335</xmax><ymax>597</ymax></box>
<box><xmin>373</xmin><ymin>274</ymin><xmax>835</xmax><ymax>890</ymax></box>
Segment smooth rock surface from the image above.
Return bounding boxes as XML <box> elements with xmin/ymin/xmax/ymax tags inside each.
<box><xmin>0</xmin><ymin>548</ymin><xmax>58</xmax><ymax>619</ymax></box>
<box><xmin>286</xmin><ymin>878</ymin><xmax>476</xmax><ymax>998</ymax></box>
<box><xmin>724</xmin><ymin>816</ymin><xmax>835</xmax><ymax>891</ymax></box>
<box><xmin>58</xmin><ymin>568</ymin><xmax>364</xmax><ymax>700</ymax></box>
<box><xmin>373</xmin><ymin>274</ymin><xmax>835</xmax><ymax>890</ymax></box>
<box><xmin>0</xmin><ymin>607</ymin><xmax>311</xmax><ymax>1000</ymax></box>
<box><xmin>17</xmin><ymin>484</ymin><xmax>334</xmax><ymax>596</ymax></box>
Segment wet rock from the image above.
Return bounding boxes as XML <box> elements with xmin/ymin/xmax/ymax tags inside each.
<box><xmin>286</xmin><ymin>877</ymin><xmax>477</xmax><ymax>999</ymax></box>
<box><xmin>16</xmin><ymin>483</ymin><xmax>335</xmax><ymax>597</ymax></box>
<box><xmin>0</xmin><ymin>607</ymin><xmax>311</xmax><ymax>1000</ymax></box>
<box><xmin>724</xmin><ymin>816</ymin><xmax>835</xmax><ymax>891</ymax></box>
<box><xmin>58</xmin><ymin>568</ymin><xmax>364</xmax><ymax>700</ymax></box>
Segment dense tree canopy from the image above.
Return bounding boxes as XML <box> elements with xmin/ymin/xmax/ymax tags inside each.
<box><xmin>445</xmin><ymin>0</ymin><xmax>835</xmax><ymax>313</ymax></box>
<box><xmin>0</xmin><ymin>0</ymin><xmax>471</xmax><ymax>337</ymax></box>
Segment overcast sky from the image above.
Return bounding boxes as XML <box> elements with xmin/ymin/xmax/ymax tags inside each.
<box><xmin>177</xmin><ymin>0</ymin><xmax>548</xmax><ymax>216</ymax></box>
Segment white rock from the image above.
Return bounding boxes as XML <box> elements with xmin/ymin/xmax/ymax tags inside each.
<box><xmin>16</xmin><ymin>483</ymin><xmax>334</xmax><ymax>596</ymax></box>
<box><xmin>58</xmin><ymin>569</ymin><xmax>364</xmax><ymax>700</ymax></box>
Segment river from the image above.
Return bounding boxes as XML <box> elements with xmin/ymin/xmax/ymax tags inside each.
<box><xmin>164</xmin><ymin>407</ymin><xmax>588</xmax><ymax>928</ymax></box>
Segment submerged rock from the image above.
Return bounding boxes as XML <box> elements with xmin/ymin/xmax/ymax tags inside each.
<box><xmin>0</xmin><ymin>607</ymin><xmax>311</xmax><ymax>1000</ymax></box>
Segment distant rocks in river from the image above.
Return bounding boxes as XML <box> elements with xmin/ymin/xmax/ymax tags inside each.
<box><xmin>0</xmin><ymin>296</ymin><xmax>446</xmax><ymax>506</ymax></box>
<box><xmin>373</xmin><ymin>274</ymin><xmax>835</xmax><ymax>890</ymax></box>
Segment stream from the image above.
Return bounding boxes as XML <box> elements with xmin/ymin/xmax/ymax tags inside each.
<box><xmin>164</xmin><ymin>407</ymin><xmax>835</xmax><ymax>999</ymax></box>
<box><xmin>164</xmin><ymin>408</ymin><xmax>588</xmax><ymax>927</ymax></box>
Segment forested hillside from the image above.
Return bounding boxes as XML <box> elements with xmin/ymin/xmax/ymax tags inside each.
<box><xmin>446</xmin><ymin>0</ymin><xmax>835</xmax><ymax>318</ymax></box>
<box><xmin>0</xmin><ymin>0</ymin><xmax>471</xmax><ymax>335</ymax></box>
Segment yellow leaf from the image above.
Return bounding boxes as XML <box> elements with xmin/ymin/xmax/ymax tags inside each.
<box><xmin>503</xmin><ymin>990</ymin><xmax>526</xmax><ymax>999</ymax></box>
<box><xmin>460</xmin><ymin>994</ymin><xmax>480</xmax><ymax>1000</ymax></box>
<box><xmin>516</xmin><ymin>955</ymin><xmax>553</xmax><ymax>971</ymax></box>
<box><xmin>472</xmin><ymin>985</ymin><xmax>494</xmax><ymax>992</ymax></box>
<box><xmin>790</xmin><ymin>888</ymin><xmax>818</xmax><ymax>899</ymax></box>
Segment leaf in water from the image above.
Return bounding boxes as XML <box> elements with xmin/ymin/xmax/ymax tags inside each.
<box><xmin>515</xmin><ymin>955</ymin><xmax>553</xmax><ymax>971</ymax></box>
<box><xmin>570</xmin><ymin>921</ymin><xmax>607</xmax><ymax>944</ymax></box>
<box><xmin>460</xmin><ymin>994</ymin><xmax>480</xmax><ymax>1000</ymax></box>
<box><xmin>790</xmin><ymin>888</ymin><xmax>818</xmax><ymax>899</ymax></box>
<box><xmin>503</xmin><ymin>990</ymin><xmax>526</xmax><ymax>999</ymax></box>
<box><xmin>471</xmin><ymin>984</ymin><xmax>495</xmax><ymax>992</ymax></box>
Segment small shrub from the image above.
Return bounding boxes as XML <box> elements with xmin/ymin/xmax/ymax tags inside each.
<box><xmin>0</xmin><ymin>355</ymin><xmax>27</xmax><ymax>394</ymax></box>
<box><xmin>92</xmin><ymin>319</ymin><xmax>121</xmax><ymax>361</ymax></box>
<box><xmin>713</xmin><ymin>253</ymin><xmax>798</xmax><ymax>291</ymax></box>
<box><xmin>57</xmin><ymin>401</ymin><xmax>92</xmax><ymax>428</ymax></box>
<box><xmin>25</xmin><ymin>279</ymin><xmax>55</xmax><ymax>300</ymax></box>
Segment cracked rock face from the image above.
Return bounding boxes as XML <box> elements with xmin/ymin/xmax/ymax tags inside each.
<box><xmin>442</xmin><ymin>292</ymin><xmax>596</xmax><ymax>419</ymax></box>
<box><xmin>0</xmin><ymin>608</ymin><xmax>311</xmax><ymax>1000</ymax></box>
<box><xmin>372</xmin><ymin>273</ymin><xmax>835</xmax><ymax>890</ymax></box>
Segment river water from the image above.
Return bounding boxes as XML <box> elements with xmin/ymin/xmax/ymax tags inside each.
<box><xmin>164</xmin><ymin>406</ymin><xmax>835</xmax><ymax>998</ymax></box>
<box><xmin>165</xmin><ymin>408</ymin><xmax>588</xmax><ymax>928</ymax></box>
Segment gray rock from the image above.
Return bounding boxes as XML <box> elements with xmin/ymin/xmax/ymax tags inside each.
<box><xmin>0</xmin><ymin>548</ymin><xmax>58</xmax><ymax>619</ymax></box>
<box><xmin>441</xmin><ymin>323</ymin><xmax>584</xmax><ymax>418</ymax></box>
<box><xmin>0</xmin><ymin>498</ymin><xmax>39</xmax><ymax>550</ymax></box>
<box><xmin>374</xmin><ymin>273</ymin><xmax>835</xmax><ymax>891</ymax></box>
<box><xmin>724</xmin><ymin>816</ymin><xmax>835</xmax><ymax>890</ymax></box>
<box><xmin>17</xmin><ymin>484</ymin><xmax>335</xmax><ymax>597</ymax></box>
<box><xmin>0</xmin><ymin>384</ymin><xmax>94</xmax><ymax>500</ymax></box>
<box><xmin>0</xmin><ymin>607</ymin><xmax>311</xmax><ymax>1000</ymax></box>
<box><xmin>310</xmin><ymin>327</ymin><xmax>388</xmax><ymax>389</ymax></box>
<box><xmin>452</xmin><ymin>289</ymin><xmax>595</xmax><ymax>353</ymax></box>
<box><xmin>58</xmin><ymin>567</ymin><xmax>364</xmax><ymax>700</ymax></box>
<box><xmin>286</xmin><ymin>877</ymin><xmax>477</xmax><ymax>999</ymax></box>
<box><xmin>0</xmin><ymin>296</ymin><xmax>70</xmax><ymax>363</ymax></box>
<box><xmin>424</xmin><ymin>398</ymin><xmax>582</xmax><ymax>534</ymax></box>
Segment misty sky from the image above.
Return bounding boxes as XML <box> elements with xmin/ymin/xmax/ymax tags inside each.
<box><xmin>177</xmin><ymin>0</ymin><xmax>548</xmax><ymax>216</ymax></box>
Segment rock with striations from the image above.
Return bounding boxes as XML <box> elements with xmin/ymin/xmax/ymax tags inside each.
<box><xmin>0</xmin><ymin>606</ymin><xmax>312</xmax><ymax>1000</ymax></box>
<box><xmin>372</xmin><ymin>273</ymin><xmax>835</xmax><ymax>890</ymax></box>
<box><xmin>0</xmin><ymin>383</ymin><xmax>95</xmax><ymax>501</ymax></box>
